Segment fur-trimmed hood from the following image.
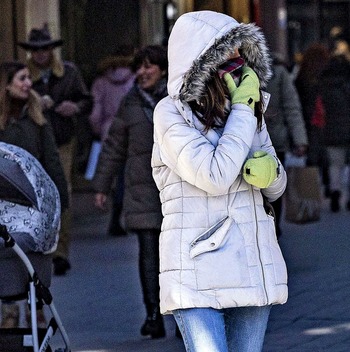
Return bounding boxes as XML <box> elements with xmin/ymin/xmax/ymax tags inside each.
<box><xmin>167</xmin><ymin>11</ymin><xmax>272</xmax><ymax>102</ymax></box>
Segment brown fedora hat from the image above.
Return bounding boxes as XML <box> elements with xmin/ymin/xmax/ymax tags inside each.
<box><xmin>18</xmin><ymin>23</ymin><xmax>63</xmax><ymax>50</ymax></box>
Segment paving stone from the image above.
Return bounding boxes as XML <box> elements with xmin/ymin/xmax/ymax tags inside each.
<box><xmin>48</xmin><ymin>192</ymin><xmax>350</xmax><ymax>351</ymax></box>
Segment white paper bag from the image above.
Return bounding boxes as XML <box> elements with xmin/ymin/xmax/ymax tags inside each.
<box><xmin>84</xmin><ymin>141</ymin><xmax>101</xmax><ymax>180</ymax></box>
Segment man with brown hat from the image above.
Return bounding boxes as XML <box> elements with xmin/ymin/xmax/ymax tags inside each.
<box><xmin>18</xmin><ymin>23</ymin><xmax>92</xmax><ymax>275</ymax></box>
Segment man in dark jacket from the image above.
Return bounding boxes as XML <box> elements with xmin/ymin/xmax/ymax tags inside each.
<box><xmin>18</xmin><ymin>24</ymin><xmax>92</xmax><ymax>275</ymax></box>
<box><xmin>265</xmin><ymin>55</ymin><xmax>308</xmax><ymax>236</ymax></box>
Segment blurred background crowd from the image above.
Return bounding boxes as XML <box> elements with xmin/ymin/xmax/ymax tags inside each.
<box><xmin>0</xmin><ymin>0</ymin><xmax>349</xmax><ymax>339</ymax></box>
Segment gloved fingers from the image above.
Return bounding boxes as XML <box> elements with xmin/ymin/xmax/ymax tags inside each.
<box><xmin>223</xmin><ymin>72</ymin><xmax>238</xmax><ymax>94</ymax></box>
<box><xmin>242</xmin><ymin>172</ymin><xmax>254</xmax><ymax>185</ymax></box>
<box><xmin>240</xmin><ymin>67</ymin><xmax>260</xmax><ymax>93</ymax></box>
<box><xmin>241</xmin><ymin>66</ymin><xmax>259</xmax><ymax>82</ymax></box>
<box><xmin>245</xmin><ymin>162</ymin><xmax>265</xmax><ymax>176</ymax></box>
<box><xmin>253</xmin><ymin>150</ymin><xmax>267</xmax><ymax>158</ymax></box>
<box><xmin>236</xmin><ymin>69</ymin><xmax>260</xmax><ymax>106</ymax></box>
<box><xmin>239</xmin><ymin>73</ymin><xmax>260</xmax><ymax>91</ymax></box>
<box><xmin>249</xmin><ymin>154</ymin><xmax>278</xmax><ymax>170</ymax></box>
<box><xmin>243</xmin><ymin>158</ymin><xmax>255</xmax><ymax>172</ymax></box>
<box><xmin>242</xmin><ymin>153</ymin><xmax>278</xmax><ymax>189</ymax></box>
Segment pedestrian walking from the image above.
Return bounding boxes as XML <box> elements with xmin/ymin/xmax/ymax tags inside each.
<box><xmin>93</xmin><ymin>45</ymin><xmax>168</xmax><ymax>338</ymax></box>
<box><xmin>295</xmin><ymin>43</ymin><xmax>331</xmax><ymax>196</ymax></box>
<box><xmin>89</xmin><ymin>53</ymin><xmax>135</xmax><ymax>236</ymax></box>
<box><xmin>89</xmin><ymin>53</ymin><xmax>135</xmax><ymax>142</ymax></box>
<box><xmin>18</xmin><ymin>23</ymin><xmax>92</xmax><ymax>275</ymax></box>
<box><xmin>152</xmin><ymin>10</ymin><xmax>288</xmax><ymax>352</ymax></box>
<box><xmin>265</xmin><ymin>54</ymin><xmax>308</xmax><ymax>236</ymax></box>
<box><xmin>318</xmin><ymin>42</ymin><xmax>350</xmax><ymax>211</ymax></box>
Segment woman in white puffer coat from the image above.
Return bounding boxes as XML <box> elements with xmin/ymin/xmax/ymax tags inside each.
<box><xmin>151</xmin><ymin>11</ymin><xmax>288</xmax><ymax>352</ymax></box>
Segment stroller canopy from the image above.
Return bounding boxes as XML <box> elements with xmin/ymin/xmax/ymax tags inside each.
<box><xmin>0</xmin><ymin>142</ymin><xmax>60</xmax><ymax>253</ymax></box>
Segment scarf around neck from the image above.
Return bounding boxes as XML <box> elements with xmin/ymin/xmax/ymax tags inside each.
<box><xmin>136</xmin><ymin>78</ymin><xmax>168</xmax><ymax>123</ymax></box>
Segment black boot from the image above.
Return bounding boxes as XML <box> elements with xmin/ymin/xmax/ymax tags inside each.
<box><xmin>330</xmin><ymin>190</ymin><xmax>341</xmax><ymax>212</ymax></box>
<box><xmin>140</xmin><ymin>306</ymin><xmax>165</xmax><ymax>339</ymax></box>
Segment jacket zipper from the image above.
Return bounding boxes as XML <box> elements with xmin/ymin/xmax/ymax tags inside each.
<box><xmin>251</xmin><ymin>187</ymin><xmax>269</xmax><ymax>304</ymax></box>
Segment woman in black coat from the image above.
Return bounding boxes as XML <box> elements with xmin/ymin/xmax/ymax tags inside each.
<box><xmin>93</xmin><ymin>46</ymin><xmax>168</xmax><ymax>339</ymax></box>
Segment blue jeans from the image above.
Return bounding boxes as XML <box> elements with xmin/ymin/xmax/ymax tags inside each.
<box><xmin>173</xmin><ymin>306</ymin><xmax>271</xmax><ymax>352</ymax></box>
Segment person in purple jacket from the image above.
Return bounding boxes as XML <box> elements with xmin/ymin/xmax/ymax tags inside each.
<box><xmin>89</xmin><ymin>53</ymin><xmax>135</xmax><ymax>236</ymax></box>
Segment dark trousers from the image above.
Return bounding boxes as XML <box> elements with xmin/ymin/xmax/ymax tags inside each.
<box><xmin>136</xmin><ymin>229</ymin><xmax>161</xmax><ymax>311</ymax></box>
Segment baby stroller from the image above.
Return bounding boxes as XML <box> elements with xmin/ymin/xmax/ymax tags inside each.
<box><xmin>0</xmin><ymin>142</ymin><xmax>70</xmax><ymax>351</ymax></box>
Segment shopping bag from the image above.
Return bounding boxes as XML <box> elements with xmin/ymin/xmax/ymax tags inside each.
<box><xmin>84</xmin><ymin>140</ymin><xmax>101</xmax><ymax>180</ymax></box>
<box><xmin>284</xmin><ymin>166</ymin><xmax>322</xmax><ymax>224</ymax></box>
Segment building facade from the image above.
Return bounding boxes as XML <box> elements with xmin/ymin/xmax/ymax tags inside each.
<box><xmin>1</xmin><ymin>0</ymin><xmax>349</xmax><ymax>84</ymax></box>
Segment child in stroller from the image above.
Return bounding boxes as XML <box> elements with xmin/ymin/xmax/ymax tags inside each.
<box><xmin>0</xmin><ymin>142</ymin><xmax>70</xmax><ymax>351</ymax></box>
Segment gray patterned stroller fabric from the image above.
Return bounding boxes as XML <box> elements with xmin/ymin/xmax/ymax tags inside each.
<box><xmin>0</xmin><ymin>142</ymin><xmax>60</xmax><ymax>254</ymax></box>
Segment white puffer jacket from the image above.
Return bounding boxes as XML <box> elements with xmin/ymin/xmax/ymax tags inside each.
<box><xmin>151</xmin><ymin>11</ymin><xmax>288</xmax><ymax>315</ymax></box>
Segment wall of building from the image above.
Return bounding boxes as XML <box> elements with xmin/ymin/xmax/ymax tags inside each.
<box><xmin>4</xmin><ymin>1</ymin><xmax>347</xmax><ymax>85</ymax></box>
<box><xmin>260</xmin><ymin>0</ymin><xmax>288</xmax><ymax>61</ymax></box>
<box><xmin>22</xmin><ymin>0</ymin><xmax>60</xmax><ymax>37</ymax></box>
<box><xmin>0</xmin><ymin>0</ymin><xmax>60</xmax><ymax>63</ymax></box>
<box><xmin>0</xmin><ymin>0</ymin><xmax>16</xmax><ymax>63</ymax></box>
<box><xmin>287</xmin><ymin>0</ymin><xmax>350</xmax><ymax>63</ymax></box>
<box><xmin>61</xmin><ymin>0</ymin><xmax>140</xmax><ymax>86</ymax></box>
<box><xmin>0</xmin><ymin>0</ymin><xmax>28</xmax><ymax>62</ymax></box>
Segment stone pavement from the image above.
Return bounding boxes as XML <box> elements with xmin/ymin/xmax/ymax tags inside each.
<box><xmin>48</xmin><ymin>189</ymin><xmax>350</xmax><ymax>352</ymax></box>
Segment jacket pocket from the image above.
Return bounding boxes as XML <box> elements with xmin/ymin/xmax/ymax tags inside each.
<box><xmin>189</xmin><ymin>218</ymin><xmax>252</xmax><ymax>290</ymax></box>
<box><xmin>189</xmin><ymin>217</ymin><xmax>232</xmax><ymax>259</ymax></box>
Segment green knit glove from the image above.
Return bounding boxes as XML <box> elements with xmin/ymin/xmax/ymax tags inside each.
<box><xmin>223</xmin><ymin>66</ymin><xmax>260</xmax><ymax>110</ymax></box>
<box><xmin>243</xmin><ymin>151</ymin><xmax>278</xmax><ymax>189</ymax></box>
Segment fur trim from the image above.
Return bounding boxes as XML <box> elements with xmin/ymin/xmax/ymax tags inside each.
<box><xmin>27</xmin><ymin>52</ymin><xmax>64</xmax><ymax>82</ymax></box>
<box><xmin>179</xmin><ymin>23</ymin><xmax>272</xmax><ymax>103</ymax></box>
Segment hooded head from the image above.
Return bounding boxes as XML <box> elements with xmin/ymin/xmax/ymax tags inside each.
<box><xmin>167</xmin><ymin>11</ymin><xmax>272</xmax><ymax>102</ymax></box>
